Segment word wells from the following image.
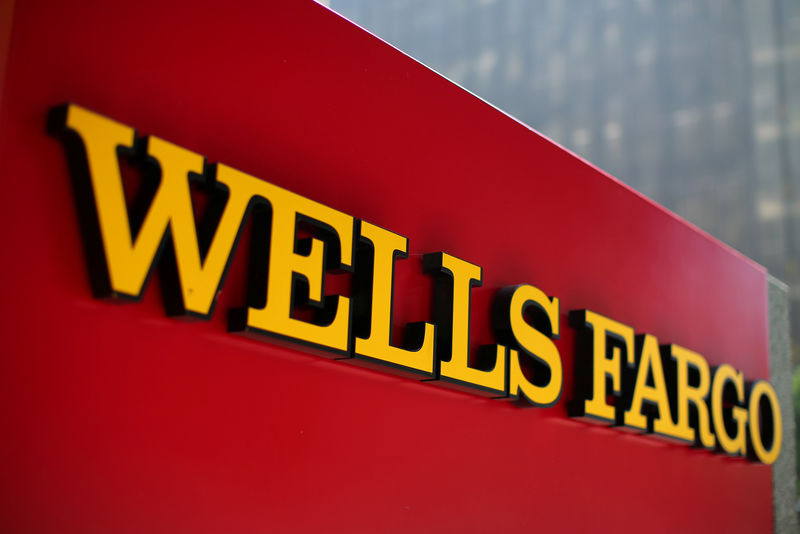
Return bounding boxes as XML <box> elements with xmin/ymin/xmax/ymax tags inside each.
<box><xmin>53</xmin><ymin>104</ymin><xmax>782</xmax><ymax>465</ymax></box>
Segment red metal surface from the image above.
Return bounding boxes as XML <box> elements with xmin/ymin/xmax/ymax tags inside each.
<box><xmin>0</xmin><ymin>1</ymin><xmax>772</xmax><ymax>532</ymax></box>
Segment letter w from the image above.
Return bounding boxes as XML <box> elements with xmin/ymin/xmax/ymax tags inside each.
<box><xmin>57</xmin><ymin>104</ymin><xmax>256</xmax><ymax>318</ymax></box>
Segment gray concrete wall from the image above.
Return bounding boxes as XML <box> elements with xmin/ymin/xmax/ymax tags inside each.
<box><xmin>769</xmin><ymin>276</ymin><xmax>797</xmax><ymax>534</ymax></box>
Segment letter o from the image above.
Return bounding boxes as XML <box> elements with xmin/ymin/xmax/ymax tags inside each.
<box><xmin>748</xmin><ymin>380</ymin><xmax>782</xmax><ymax>465</ymax></box>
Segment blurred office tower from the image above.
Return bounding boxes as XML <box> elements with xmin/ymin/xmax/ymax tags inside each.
<box><xmin>331</xmin><ymin>0</ymin><xmax>800</xmax><ymax>361</ymax></box>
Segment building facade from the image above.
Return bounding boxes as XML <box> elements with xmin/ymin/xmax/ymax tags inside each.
<box><xmin>332</xmin><ymin>0</ymin><xmax>800</xmax><ymax>363</ymax></box>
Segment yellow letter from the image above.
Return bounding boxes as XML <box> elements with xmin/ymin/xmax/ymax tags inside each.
<box><xmin>710</xmin><ymin>364</ymin><xmax>748</xmax><ymax>456</ymax></box>
<box><xmin>59</xmin><ymin>104</ymin><xmax>256</xmax><ymax>317</ymax></box>
<box><xmin>423</xmin><ymin>252</ymin><xmax>507</xmax><ymax>396</ymax></box>
<box><xmin>568</xmin><ymin>310</ymin><xmax>634</xmax><ymax>423</ymax></box>
<box><xmin>748</xmin><ymin>380</ymin><xmax>782</xmax><ymax>465</ymax></box>
<box><xmin>668</xmin><ymin>345</ymin><xmax>715</xmax><ymax>449</ymax></box>
<box><xmin>493</xmin><ymin>285</ymin><xmax>562</xmax><ymax>407</ymax></box>
<box><xmin>624</xmin><ymin>334</ymin><xmax>680</xmax><ymax>437</ymax></box>
<box><xmin>231</xmin><ymin>165</ymin><xmax>355</xmax><ymax>355</ymax></box>
<box><xmin>352</xmin><ymin>221</ymin><xmax>435</xmax><ymax>376</ymax></box>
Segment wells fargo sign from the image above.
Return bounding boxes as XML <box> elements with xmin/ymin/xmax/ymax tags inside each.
<box><xmin>54</xmin><ymin>103</ymin><xmax>782</xmax><ymax>465</ymax></box>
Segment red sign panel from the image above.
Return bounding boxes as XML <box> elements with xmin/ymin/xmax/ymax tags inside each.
<box><xmin>0</xmin><ymin>1</ymin><xmax>773</xmax><ymax>532</ymax></box>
